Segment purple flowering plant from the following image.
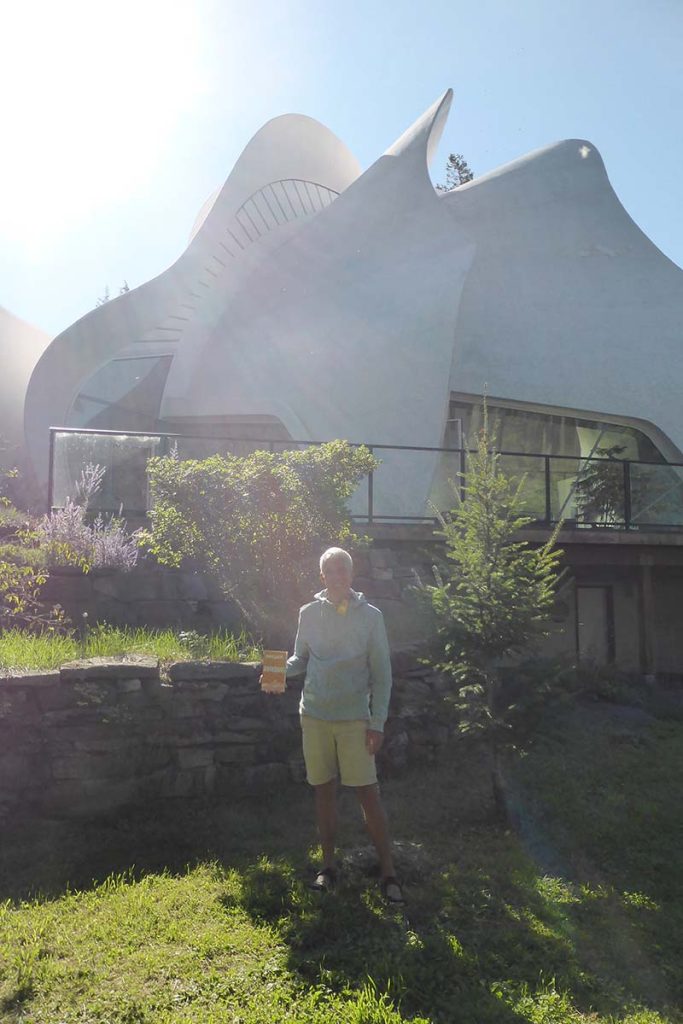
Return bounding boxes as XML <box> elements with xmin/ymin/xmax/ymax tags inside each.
<box><xmin>36</xmin><ymin>463</ymin><xmax>140</xmax><ymax>572</ymax></box>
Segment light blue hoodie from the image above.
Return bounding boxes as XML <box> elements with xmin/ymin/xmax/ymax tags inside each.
<box><xmin>286</xmin><ymin>589</ymin><xmax>392</xmax><ymax>732</ymax></box>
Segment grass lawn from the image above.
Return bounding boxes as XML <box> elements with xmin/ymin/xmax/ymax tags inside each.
<box><xmin>0</xmin><ymin>626</ymin><xmax>261</xmax><ymax>673</ymax></box>
<box><xmin>1</xmin><ymin>701</ymin><xmax>681</xmax><ymax>1023</ymax></box>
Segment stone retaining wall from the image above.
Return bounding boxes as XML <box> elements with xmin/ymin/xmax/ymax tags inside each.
<box><xmin>39</xmin><ymin>538</ymin><xmax>441</xmax><ymax>645</ymax></box>
<box><xmin>41</xmin><ymin>566</ymin><xmax>243</xmax><ymax>633</ymax></box>
<box><xmin>0</xmin><ymin>653</ymin><xmax>453</xmax><ymax>822</ymax></box>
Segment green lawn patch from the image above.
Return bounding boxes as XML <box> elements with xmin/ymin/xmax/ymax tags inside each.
<box><xmin>1</xmin><ymin>704</ymin><xmax>681</xmax><ymax>1023</ymax></box>
<box><xmin>0</xmin><ymin>625</ymin><xmax>261</xmax><ymax>673</ymax></box>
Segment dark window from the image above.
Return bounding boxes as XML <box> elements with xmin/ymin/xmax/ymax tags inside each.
<box><xmin>69</xmin><ymin>356</ymin><xmax>172</xmax><ymax>432</ymax></box>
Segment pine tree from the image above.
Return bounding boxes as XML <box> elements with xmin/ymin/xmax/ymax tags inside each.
<box><xmin>426</xmin><ymin>402</ymin><xmax>564</xmax><ymax>810</ymax></box>
<box><xmin>574</xmin><ymin>444</ymin><xmax>626</xmax><ymax>525</ymax></box>
<box><xmin>436</xmin><ymin>152</ymin><xmax>474</xmax><ymax>191</ymax></box>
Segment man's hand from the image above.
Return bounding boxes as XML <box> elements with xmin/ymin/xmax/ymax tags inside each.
<box><xmin>365</xmin><ymin>729</ymin><xmax>384</xmax><ymax>755</ymax></box>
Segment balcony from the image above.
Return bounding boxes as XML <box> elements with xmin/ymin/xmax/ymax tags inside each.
<box><xmin>48</xmin><ymin>427</ymin><xmax>683</xmax><ymax>534</ymax></box>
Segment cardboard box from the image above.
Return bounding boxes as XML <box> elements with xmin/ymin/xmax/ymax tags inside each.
<box><xmin>261</xmin><ymin>650</ymin><xmax>288</xmax><ymax>693</ymax></box>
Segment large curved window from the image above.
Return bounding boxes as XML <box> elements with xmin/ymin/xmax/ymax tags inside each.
<box><xmin>447</xmin><ymin>399</ymin><xmax>666</xmax><ymax>463</ymax></box>
<box><xmin>432</xmin><ymin>396</ymin><xmax>680</xmax><ymax>526</ymax></box>
<box><xmin>69</xmin><ymin>356</ymin><xmax>172</xmax><ymax>432</ymax></box>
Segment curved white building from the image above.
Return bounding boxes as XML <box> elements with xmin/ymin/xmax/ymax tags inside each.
<box><xmin>25</xmin><ymin>90</ymin><xmax>683</xmax><ymax>515</ymax></box>
<box><xmin>0</xmin><ymin>306</ymin><xmax>50</xmax><ymax>469</ymax></box>
<box><xmin>18</xmin><ymin>89</ymin><xmax>683</xmax><ymax>675</ymax></box>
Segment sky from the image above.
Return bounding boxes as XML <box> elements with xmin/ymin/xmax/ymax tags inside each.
<box><xmin>2</xmin><ymin>0</ymin><xmax>682</xmax><ymax>337</ymax></box>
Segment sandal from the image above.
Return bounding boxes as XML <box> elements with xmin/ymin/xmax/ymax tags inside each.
<box><xmin>380</xmin><ymin>875</ymin><xmax>406</xmax><ymax>905</ymax></box>
<box><xmin>309</xmin><ymin>867</ymin><xmax>337</xmax><ymax>892</ymax></box>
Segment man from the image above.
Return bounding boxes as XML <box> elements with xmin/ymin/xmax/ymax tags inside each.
<box><xmin>268</xmin><ymin>546</ymin><xmax>404</xmax><ymax>903</ymax></box>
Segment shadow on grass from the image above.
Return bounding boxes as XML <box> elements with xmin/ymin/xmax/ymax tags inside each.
<box><xmin>0</xmin><ymin>740</ymin><xmax>488</xmax><ymax>904</ymax></box>
<box><xmin>228</xmin><ymin>824</ymin><xmax>682</xmax><ymax>1024</ymax></box>
<box><xmin>1</xmin><ymin>724</ymin><xmax>681</xmax><ymax>1023</ymax></box>
<box><xmin>225</xmin><ymin>856</ymin><xmax>526</xmax><ymax>1024</ymax></box>
<box><xmin>0</xmin><ymin>781</ymin><xmax>313</xmax><ymax>906</ymax></box>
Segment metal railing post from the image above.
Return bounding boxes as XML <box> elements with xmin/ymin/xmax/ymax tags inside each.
<box><xmin>368</xmin><ymin>446</ymin><xmax>374</xmax><ymax>525</ymax></box>
<box><xmin>623</xmin><ymin>460</ymin><xmax>632</xmax><ymax>530</ymax></box>
<box><xmin>47</xmin><ymin>428</ymin><xmax>56</xmax><ymax>513</ymax></box>
<box><xmin>544</xmin><ymin>455</ymin><xmax>552</xmax><ymax>524</ymax></box>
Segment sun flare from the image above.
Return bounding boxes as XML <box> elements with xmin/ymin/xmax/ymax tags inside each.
<box><xmin>0</xmin><ymin>0</ymin><xmax>206</xmax><ymax>256</ymax></box>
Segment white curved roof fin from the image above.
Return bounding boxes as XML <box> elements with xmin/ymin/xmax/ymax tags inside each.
<box><xmin>383</xmin><ymin>89</ymin><xmax>453</xmax><ymax>166</ymax></box>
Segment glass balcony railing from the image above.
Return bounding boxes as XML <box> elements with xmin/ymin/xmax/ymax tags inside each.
<box><xmin>48</xmin><ymin>427</ymin><xmax>683</xmax><ymax>531</ymax></box>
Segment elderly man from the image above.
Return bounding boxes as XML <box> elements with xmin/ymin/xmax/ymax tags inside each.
<box><xmin>280</xmin><ymin>546</ymin><xmax>404</xmax><ymax>903</ymax></box>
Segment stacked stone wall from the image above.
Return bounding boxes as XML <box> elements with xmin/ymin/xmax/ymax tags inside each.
<box><xmin>38</xmin><ymin>538</ymin><xmax>442</xmax><ymax>645</ymax></box>
<box><xmin>40</xmin><ymin>566</ymin><xmax>243</xmax><ymax>632</ymax></box>
<box><xmin>0</xmin><ymin>652</ymin><xmax>454</xmax><ymax>822</ymax></box>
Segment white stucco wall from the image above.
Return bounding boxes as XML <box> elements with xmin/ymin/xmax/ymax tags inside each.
<box><xmin>442</xmin><ymin>140</ymin><xmax>683</xmax><ymax>456</ymax></box>
<box><xmin>0</xmin><ymin>306</ymin><xmax>50</xmax><ymax>465</ymax></box>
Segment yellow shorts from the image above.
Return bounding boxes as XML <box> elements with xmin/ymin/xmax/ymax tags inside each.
<box><xmin>300</xmin><ymin>715</ymin><xmax>377</xmax><ymax>787</ymax></box>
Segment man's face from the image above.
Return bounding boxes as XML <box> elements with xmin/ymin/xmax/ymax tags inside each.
<box><xmin>321</xmin><ymin>557</ymin><xmax>353</xmax><ymax>603</ymax></box>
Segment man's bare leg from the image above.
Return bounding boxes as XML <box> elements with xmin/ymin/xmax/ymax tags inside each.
<box><xmin>355</xmin><ymin>784</ymin><xmax>396</xmax><ymax>878</ymax></box>
<box><xmin>314</xmin><ymin>778</ymin><xmax>338</xmax><ymax>870</ymax></box>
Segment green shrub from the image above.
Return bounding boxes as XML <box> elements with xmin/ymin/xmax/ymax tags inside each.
<box><xmin>0</xmin><ymin>543</ymin><xmax>47</xmax><ymax>569</ymax></box>
<box><xmin>0</xmin><ymin>485</ymin><xmax>66</xmax><ymax>632</ymax></box>
<box><xmin>141</xmin><ymin>440</ymin><xmax>377</xmax><ymax>631</ymax></box>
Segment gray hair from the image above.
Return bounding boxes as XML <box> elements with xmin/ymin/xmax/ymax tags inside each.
<box><xmin>319</xmin><ymin>547</ymin><xmax>353</xmax><ymax>574</ymax></box>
